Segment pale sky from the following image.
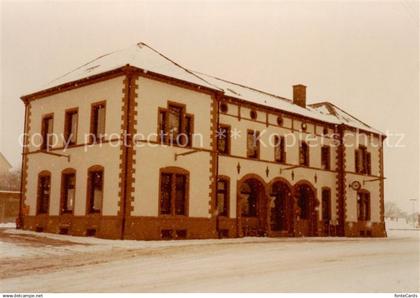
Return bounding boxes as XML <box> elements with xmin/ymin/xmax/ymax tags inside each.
<box><xmin>0</xmin><ymin>0</ymin><xmax>418</xmax><ymax>212</ymax></box>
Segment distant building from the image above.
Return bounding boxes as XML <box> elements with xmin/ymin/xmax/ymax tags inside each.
<box><xmin>18</xmin><ymin>42</ymin><xmax>386</xmax><ymax>239</ymax></box>
<box><xmin>0</xmin><ymin>153</ymin><xmax>19</xmax><ymax>223</ymax></box>
<box><xmin>0</xmin><ymin>152</ymin><xmax>12</xmax><ymax>175</ymax></box>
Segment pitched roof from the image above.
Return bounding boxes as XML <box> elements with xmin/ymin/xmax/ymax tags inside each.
<box><xmin>24</xmin><ymin>42</ymin><xmax>383</xmax><ymax>135</ymax></box>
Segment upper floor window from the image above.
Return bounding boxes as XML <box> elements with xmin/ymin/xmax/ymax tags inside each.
<box><xmin>321</xmin><ymin>145</ymin><xmax>330</xmax><ymax>170</ymax></box>
<box><xmin>87</xmin><ymin>166</ymin><xmax>104</xmax><ymax>213</ymax></box>
<box><xmin>216</xmin><ymin>177</ymin><xmax>229</xmax><ymax>216</ymax></box>
<box><xmin>299</xmin><ymin>141</ymin><xmax>309</xmax><ymax>166</ymax></box>
<box><xmin>64</xmin><ymin>109</ymin><xmax>78</xmax><ymax>146</ymax></box>
<box><xmin>41</xmin><ymin>114</ymin><xmax>54</xmax><ymax>150</ymax></box>
<box><xmin>322</xmin><ymin>188</ymin><xmax>331</xmax><ymax>222</ymax></box>
<box><xmin>37</xmin><ymin>171</ymin><xmax>51</xmax><ymax>214</ymax></box>
<box><xmin>355</xmin><ymin>146</ymin><xmax>371</xmax><ymax>175</ymax></box>
<box><xmin>217</xmin><ymin>125</ymin><xmax>230</xmax><ymax>154</ymax></box>
<box><xmin>274</xmin><ymin>135</ymin><xmax>286</xmax><ymax>163</ymax></box>
<box><xmin>357</xmin><ymin>191</ymin><xmax>370</xmax><ymax>221</ymax></box>
<box><xmin>160</xmin><ymin>168</ymin><xmax>188</xmax><ymax>216</ymax></box>
<box><xmin>247</xmin><ymin>130</ymin><xmax>260</xmax><ymax>159</ymax></box>
<box><xmin>61</xmin><ymin>169</ymin><xmax>76</xmax><ymax>214</ymax></box>
<box><xmin>90</xmin><ymin>102</ymin><xmax>106</xmax><ymax>142</ymax></box>
<box><xmin>158</xmin><ymin>103</ymin><xmax>193</xmax><ymax>147</ymax></box>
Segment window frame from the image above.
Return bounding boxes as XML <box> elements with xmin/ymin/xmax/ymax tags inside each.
<box><xmin>216</xmin><ymin>176</ymin><xmax>230</xmax><ymax>217</ymax></box>
<box><xmin>159</xmin><ymin>167</ymin><xmax>189</xmax><ymax>217</ymax></box>
<box><xmin>299</xmin><ymin>141</ymin><xmax>310</xmax><ymax>166</ymax></box>
<box><xmin>90</xmin><ymin>101</ymin><xmax>106</xmax><ymax>143</ymax></box>
<box><xmin>86</xmin><ymin>165</ymin><xmax>104</xmax><ymax>214</ymax></box>
<box><xmin>321</xmin><ymin>145</ymin><xmax>331</xmax><ymax>170</ymax></box>
<box><xmin>60</xmin><ymin>168</ymin><xmax>76</xmax><ymax>215</ymax></box>
<box><xmin>64</xmin><ymin>108</ymin><xmax>79</xmax><ymax>146</ymax></box>
<box><xmin>217</xmin><ymin>124</ymin><xmax>231</xmax><ymax>155</ymax></box>
<box><xmin>246</xmin><ymin>129</ymin><xmax>260</xmax><ymax>159</ymax></box>
<box><xmin>321</xmin><ymin>187</ymin><xmax>331</xmax><ymax>222</ymax></box>
<box><xmin>355</xmin><ymin>146</ymin><xmax>371</xmax><ymax>175</ymax></box>
<box><xmin>41</xmin><ymin>113</ymin><xmax>54</xmax><ymax>151</ymax></box>
<box><xmin>157</xmin><ymin>101</ymin><xmax>193</xmax><ymax>147</ymax></box>
<box><xmin>36</xmin><ymin>170</ymin><xmax>51</xmax><ymax>215</ymax></box>
<box><xmin>357</xmin><ymin>190</ymin><xmax>371</xmax><ymax>221</ymax></box>
<box><xmin>274</xmin><ymin>135</ymin><xmax>286</xmax><ymax>163</ymax></box>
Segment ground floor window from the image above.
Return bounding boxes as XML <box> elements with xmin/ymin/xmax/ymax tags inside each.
<box><xmin>357</xmin><ymin>191</ymin><xmax>370</xmax><ymax>221</ymax></box>
<box><xmin>240</xmin><ymin>180</ymin><xmax>259</xmax><ymax>217</ymax></box>
<box><xmin>160</xmin><ymin>168</ymin><xmax>189</xmax><ymax>216</ymax></box>
<box><xmin>216</xmin><ymin>177</ymin><xmax>229</xmax><ymax>216</ymax></box>
<box><xmin>37</xmin><ymin>171</ymin><xmax>51</xmax><ymax>214</ymax></box>
<box><xmin>322</xmin><ymin>188</ymin><xmax>331</xmax><ymax>222</ymax></box>
<box><xmin>87</xmin><ymin>166</ymin><xmax>103</xmax><ymax>213</ymax></box>
<box><xmin>61</xmin><ymin>169</ymin><xmax>76</xmax><ymax>214</ymax></box>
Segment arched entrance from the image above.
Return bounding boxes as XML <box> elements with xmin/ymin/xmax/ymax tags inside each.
<box><xmin>238</xmin><ymin>176</ymin><xmax>267</xmax><ymax>237</ymax></box>
<box><xmin>293</xmin><ymin>181</ymin><xmax>319</xmax><ymax>236</ymax></box>
<box><xmin>269</xmin><ymin>179</ymin><xmax>293</xmax><ymax>236</ymax></box>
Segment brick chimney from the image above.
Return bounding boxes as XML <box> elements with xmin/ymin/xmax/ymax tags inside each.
<box><xmin>293</xmin><ymin>84</ymin><xmax>307</xmax><ymax>108</ymax></box>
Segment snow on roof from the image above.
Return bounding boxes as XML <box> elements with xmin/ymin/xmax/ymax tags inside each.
<box><xmin>35</xmin><ymin>42</ymin><xmax>222</xmax><ymax>93</ymax></box>
<box><xmin>25</xmin><ymin>42</ymin><xmax>382</xmax><ymax>135</ymax></box>
<box><xmin>309</xmin><ymin>102</ymin><xmax>383</xmax><ymax>135</ymax></box>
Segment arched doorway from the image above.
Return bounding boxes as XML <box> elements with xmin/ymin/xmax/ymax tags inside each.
<box><xmin>269</xmin><ymin>180</ymin><xmax>293</xmax><ymax>236</ymax></box>
<box><xmin>293</xmin><ymin>181</ymin><xmax>319</xmax><ymax>236</ymax></box>
<box><xmin>238</xmin><ymin>176</ymin><xmax>267</xmax><ymax>236</ymax></box>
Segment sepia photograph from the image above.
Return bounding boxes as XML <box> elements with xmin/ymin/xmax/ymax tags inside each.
<box><xmin>0</xmin><ymin>0</ymin><xmax>419</xmax><ymax>295</ymax></box>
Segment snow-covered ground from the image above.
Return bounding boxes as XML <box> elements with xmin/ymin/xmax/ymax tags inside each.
<box><xmin>0</xmin><ymin>227</ymin><xmax>419</xmax><ymax>292</ymax></box>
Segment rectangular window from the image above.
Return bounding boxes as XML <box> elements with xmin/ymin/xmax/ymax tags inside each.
<box><xmin>158</xmin><ymin>109</ymin><xmax>167</xmax><ymax>143</ymax></box>
<box><xmin>91</xmin><ymin>103</ymin><xmax>106</xmax><ymax>142</ymax></box>
<box><xmin>88</xmin><ymin>170</ymin><xmax>103</xmax><ymax>213</ymax></box>
<box><xmin>321</xmin><ymin>146</ymin><xmax>330</xmax><ymax>170</ymax></box>
<box><xmin>366</xmin><ymin>152</ymin><xmax>371</xmax><ymax>175</ymax></box>
<box><xmin>64</xmin><ymin>109</ymin><xmax>78</xmax><ymax>145</ymax></box>
<box><xmin>168</xmin><ymin>105</ymin><xmax>182</xmax><ymax>143</ymax></box>
<box><xmin>299</xmin><ymin>142</ymin><xmax>309</xmax><ymax>166</ymax></box>
<box><xmin>158</xmin><ymin>103</ymin><xmax>193</xmax><ymax>147</ymax></box>
<box><xmin>216</xmin><ymin>178</ymin><xmax>229</xmax><ymax>216</ymax></box>
<box><xmin>322</xmin><ymin>188</ymin><xmax>331</xmax><ymax>221</ymax></box>
<box><xmin>184</xmin><ymin>114</ymin><xmax>193</xmax><ymax>147</ymax></box>
<box><xmin>355</xmin><ymin>146</ymin><xmax>370</xmax><ymax>174</ymax></box>
<box><xmin>160</xmin><ymin>171</ymin><xmax>188</xmax><ymax>216</ymax></box>
<box><xmin>62</xmin><ymin>173</ymin><xmax>75</xmax><ymax>213</ymax></box>
<box><xmin>41</xmin><ymin>115</ymin><xmax>54</xmax><ymax>150</ymax></box>
<box><xmin>274</xmin><ymin>135</ymin><xmax>286</xmax><ymax>163</ymax></box>
<box><xmin>247</xmin><ymin>130</ymin><xmax>259</xmax><ymax>158</ymax></box>
<box><xmin>217</xmin><ymin>125</ymin><xmax>230</xmax><ymax>154</ymax></box>
<box><xmin>37</xmin><ymin>174</ymin><xmax>50</xmax><ymax>214</ymax></box>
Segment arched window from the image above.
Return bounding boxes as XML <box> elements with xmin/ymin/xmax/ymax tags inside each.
<box><xmin>159</xmin><ymin>167</ymin><xmax>189</xmax><ymax>216</ymax></box>
<box><xmin>87</xmin><ymin>165</ymin><xmax>104</xmax><ymax>214</ymax></box>
<box><xmin>61</xmin><ymin>168</ymin><xmax>76</xmax><ymax>214</ymax></box>
<box><xmin>240</xmin><ymin>180</ymin><xmax>260</xmax><ymax>217</ymax></box>
<box><xmin>357</xmin><ymin>190</ymin><xmax>370</xmax><ymax>221</ymax></box>
<box><xmin>37</xmin><ymin>171</ymin><xmax>51</xmax><ymax>214</ymax></box>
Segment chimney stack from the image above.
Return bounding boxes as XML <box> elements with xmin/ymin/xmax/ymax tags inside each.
<box><xmin>293</xmin><ymin>84</ymin><xmax>307</xmax><ymax>108</ymax></box>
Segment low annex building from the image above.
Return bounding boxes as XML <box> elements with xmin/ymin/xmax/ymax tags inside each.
<box><xmin>18</xmin><ymin>42</ymin><xmax>386</xmax><ymax>239</ymax></box>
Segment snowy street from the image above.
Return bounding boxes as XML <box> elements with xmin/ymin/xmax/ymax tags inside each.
<box><xmin>0</xmin><ymin>226</ymin><xmax>419</xmax><ymax>292</ymax></box>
